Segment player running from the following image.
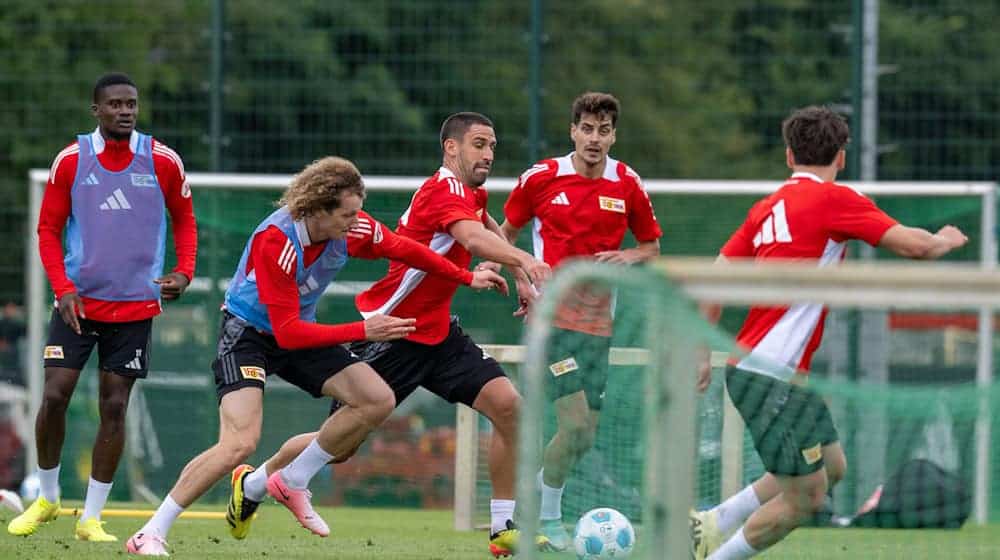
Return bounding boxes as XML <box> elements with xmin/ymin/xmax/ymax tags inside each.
<box><xmin>230</xmin><ymin>113</ymin><xmax>552</xmax><ymax>558</ymax></box>
<box><xmin>690</xmin><ymin>106</ymin><xmax>968</xmax><ymax>560</ymax></box>
<box><xmin>498</xmin><ymin>92</ymin><xmax>662</xmax><ymax>551</ymax></box>
<box><xmin>125</xmin><ymin>156</ymin><xmax>505</xmax><ymax>556</ymax></box>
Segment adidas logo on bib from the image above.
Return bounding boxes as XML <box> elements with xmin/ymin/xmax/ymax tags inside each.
<box><xmin>99</xmin><ymin>189</ymin><xmax>132</xmax><ymax>211</ymax></box>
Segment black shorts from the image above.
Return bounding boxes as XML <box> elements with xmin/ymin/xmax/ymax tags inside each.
<box><xmin>43</xmin><ymin>309</ymin><xmax>152</xmax><ymax>378</ymax></box>
<box><xmin>726</xmin><ymin>367</ymin><xmax>840</xmax><ymax>477</ymax></box>
<box><xmin>347</xmin><ymin>318</ymin><xmax>507</xmax><ymax>409</ymax></box>
<box><xmin>212</xmin><ymin>312</ymin><xmax>361</xmax><ymax>402</ymax></box>
<box><xmin>545</xmin><ymin>327</ymin><xmax>612</xmax><ymax>410</ymax></box>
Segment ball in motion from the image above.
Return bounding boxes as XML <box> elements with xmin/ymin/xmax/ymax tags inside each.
<box><xmin>0</xmin><ymin>489</ymin><xmax>24</xmax><ymax>513</ymax></box>
<box><xmin>573</xmin><ymin>507</ymin><xmax>635</xmax><ymax>559</ymax></box>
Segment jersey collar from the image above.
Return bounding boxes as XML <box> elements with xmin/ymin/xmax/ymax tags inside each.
<box><xmin>790</xmin><ymin>171</ymin><xmax>824</xmax><ymax>183</ymax></box>
<box><xmin>438</xmin><ymin>166</ymin><xmax>457</xmax><ymax>181</ymax></box>
<box><xmin>294</xmin><ymin>219</ymin><xmax>314</xmax><ymax>247</ymax></box>
<box><xmin>90</xmin><ymin>127</ymin><xmax>139</xmax><ymax>155</ymax></box>
<box><xmin>556</xmin><ymin>152</ymin><xmax>621</xmax><ymax>181</ymax></box>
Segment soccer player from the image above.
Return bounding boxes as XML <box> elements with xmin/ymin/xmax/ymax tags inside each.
<box><xmin>8</xmin><ymin>73</ymin><xmax>196</xmax><ymax>543</ymax></box>
<box><xmin>234</xmin><ymin>113</ymin><xmax>552</xmax><ymax>558</ymax></box>
<box><xmin>498</xmin><ymin>92</ymin><xmax>662</xmax><ymax>551</ymax></box>
<box><xmin>124</xmin><ymin>156</ymin><xmax>506</xmax><ymax>556</ymax></box>
<box><xmin>690</xmin><ymin>106</ymin><xmax>968</xmax><ymax>560</ymax></box>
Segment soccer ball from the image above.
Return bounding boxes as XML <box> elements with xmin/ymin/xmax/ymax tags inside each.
<box><xmin>19</xmin><ymin>472</ymin><xmax>40</xmax><ymax>502</ymax></box>
<box><xmin>573</xmin><ymin>507</ymin><xmax>635</xmax><ymax>559</ymax></box>
<box><xmin>0</xmin><ymin>489</ymin><xmax>24</xmax><ymax>514</ymax></box>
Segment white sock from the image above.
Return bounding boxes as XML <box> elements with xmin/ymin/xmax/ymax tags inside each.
<box><xmin>141</xmin><ymin>495</ymin><xmax>184</xmax><ymax>537</ymax></box>
<box><xmin>490</xmin><ymin>499</ymin><xmax>516</xmax><ymax>535</ymax></box>
<box><xmin>81</xmin><ymin>477</ymin><xmax>113</xmax><ymax>522</ymax></box>
<box><xmin>715</xmin><ymin>485</ymin><xmax>761</xmax><ymax>534</ymax></box>
<box><xmin>243</xmin><ymin>464</ymin><xmax>269</xmax><ymax>502</ymax></box>
<box><xmin>708</xmin><ymin>527</ymin><xmax>758</xmax><ymax>560</ymax></box>
<box><xmin>281</xmin><ymin>439</ymin><xmax>334</xmax><ymax>490</ymax></box>
<box><xmin>38</xmin><ymin>464</ymin><xmax>60</xmax><ymax>503</ymax></box>
<box><xmin>538</xmin><ymin>469</ymin><xmax>564</xmax><ymax>521</ymax></box>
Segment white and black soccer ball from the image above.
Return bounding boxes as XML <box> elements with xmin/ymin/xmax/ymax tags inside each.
<box><xmin>573</xmin><ymin>507</ymin><xmax>635</xmax><ymax>559</ymax></box>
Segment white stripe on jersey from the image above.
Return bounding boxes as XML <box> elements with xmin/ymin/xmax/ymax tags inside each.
<box><xmin>277</xmin><ymin>240</ymin><xmax>296</xmax><ymax>275</ymax></box>
<box><xmin>532</xmin><ymin>217</ymin><xmax>545</xmax><ymax>260</ymax></box>
<box><xmin>359</xmin><ymin>231</ymin><xmax>456</xmax><ymax>318</ymax></box>
<box><xmin>348</xmin><ymin>217</ymin><xmax>373</xmax><ymax>239</ymax></box>
<box><xmin>624</xmin><ymin>165</ymin><xmax>644</xmax><ymax>188</ymax></box>
<box><xmin>447</xmin><ymin>177</ymin><xmax>465</xmax><ymax>197</ymax></box>
<box><xmin>153</xmin><ymin>143</ymin><xmax>186</xmax><ymax>178</ymax></box>
<box><xmin>49</xmin><ymin>145</ymin><xmax>80</xmax><ymax>183</ymax></box>
<box><xmin>517</xmin><ymin>163</ymin><xmax>548</xmax><ymax>187</ymax></box>
<box><xmin>737</xmin><ymin>238</ymin><xmax>846</xmax><ymax>380</ymax></box>
<box><xmin>351</xmin><ymin>218</ymin><xmax>373</xmax><ymax>233</ymax></box>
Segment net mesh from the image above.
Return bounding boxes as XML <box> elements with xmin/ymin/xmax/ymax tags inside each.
<box><xmin>513</xmin><ymin>260</ymin><xmax>997</xmax><ymax>560</ymax></box>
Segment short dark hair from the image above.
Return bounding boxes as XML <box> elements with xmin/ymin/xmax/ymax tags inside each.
<box><xmin>781</xmin><ymin>106</ymin><xmax>850</xmax><ymax>166</ymax></box>
<box><xmin>440</xmin><ymin>112</ymin><xmax>494</xmax><ymax>148</ymax></box>
<box><xmin>571</xmin><ymin>92</ymin><xmax>620</xmax><ymax>127</ymax></box>
<box><xmin>93</xmin><ymin>73</ymin><xmax>137</xmax><ymax>103</ymax></box>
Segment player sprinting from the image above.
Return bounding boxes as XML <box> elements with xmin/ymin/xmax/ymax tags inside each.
<box><xmin>497</xmin><ymin>92</ymin><xmax>662</xmax><ymax>551</ymax></box>
<box><xmin>690</xmin><ymin>106</ymin><xmax>968</xmax><ymax>560</ymax></box>
<box><xmin>124</xmin><ymin>156</ymin><xmax>506</xmax><ymax>556</ymax></box>
<box><xmin>228</xmin><ymin>113</ymin><xmax>552</xmax><ymax>558</ymax></box>
<box><xmin>9</xmin><ymin>73</ymin><xmax>196</xmax><ymax>543</ymax></box>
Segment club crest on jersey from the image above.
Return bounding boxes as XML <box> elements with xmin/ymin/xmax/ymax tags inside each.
<box><xmin>130</xmin><ymin>173</ymin><xmax>156</xmax><ymax>187</ymax></box>
<box><xmin>240</xmin><ymin>366</ymin><xmax>266</xmax><ymax>381</ymax></box>
<box><xmin>598</xmin><ymin>196</ymin><xmax>626</xmax><ymax>214</ymax></box>
<box><xmin>549</xmin><ymin>357</ymin><xmax>579</xmax><ymax>377</ymax></box>
<box><xmin>801</xmin><ymin>443</ymin><xmax>822</xmax><ymax>465</ymax></box>
<box><xmin>44</xmin><ymin>346</ymin><xmax>64</xmax><ymax>359</ymax></box>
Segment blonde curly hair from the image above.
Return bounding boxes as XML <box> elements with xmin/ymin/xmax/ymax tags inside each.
<box><xmin>279</xmin><ymin>156</ymin><xmax>366</xmax><ymax>219</ymax></box>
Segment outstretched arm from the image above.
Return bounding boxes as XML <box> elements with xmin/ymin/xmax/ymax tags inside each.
<box><xmin>878</xmin><ymin>224</ymin><xmax>968</xmax><ymax>260</ymax></box>
<box><xmin>348</xmin><ymin>216</ymin><xmax>507</xmax><ymax>293</ymax></box>
<box><xmin>449</xmin><ymin>219</ymin><xmax>551</xmax><ymax>286</ymax></box>
<box><xmin>379</xmin><ymin>231</ymin><xmax>508</xmax><ymax>294</ymax></box>
<box><xmin>253</xmin><ymin>227</ymin><xmax>415</xmax><ymax>349</ymax></box>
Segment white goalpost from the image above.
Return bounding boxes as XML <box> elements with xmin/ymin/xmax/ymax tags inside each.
<box><xmin>24</xmin><ymin>169</ymin><xmax>997</xmax><ymax>528</ymax></box>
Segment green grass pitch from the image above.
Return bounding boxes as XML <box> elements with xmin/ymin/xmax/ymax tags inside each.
<box><xmin>2</xmin><ymin>501</ymin><xmax>999</xmax><ymax>559</ymax></box>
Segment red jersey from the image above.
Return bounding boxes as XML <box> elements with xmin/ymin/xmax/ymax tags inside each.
<box><xmin>721</xmin><ymin>172</ymin><xmax>898</xmax><ymax>378</ymax></box>
<box><xmin>504</xmin><ymin>153</ymin><xmax>662</xmax><ymax>335</ymax></box>
<box><xmin>250</xmin><ymin>210</ymin><xmax>474</xmax><ymax>350</ymax></box>
<box><xmin>37</xmin><ymin>129</ymin><xmax>197</xmax><ymax>322</ymax></box>
<box><xmin>356</xmin><ymin>167</ymin><xmax>488</xmax><ymax>345</ymax></box>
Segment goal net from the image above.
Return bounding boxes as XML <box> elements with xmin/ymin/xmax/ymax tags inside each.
<box><xmin>512</xmin><ymin>257</ymin><xmax>1000</xmax><ymax>560</ymax></box>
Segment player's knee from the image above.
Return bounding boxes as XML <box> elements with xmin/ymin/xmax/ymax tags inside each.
<box><xmin>825</xmin><ymin>453</ymin><xmax>847</xmax><ymax>487</ymax></box>
<box><xmin>562</xmin><ymin>423</ymin><xmax>597</xmax><ymax>452</ymax></box>
<box><xmin>223</xmin><ymin>434</ymin><xmax>259</xmax><ymax>464</ymax></box>
<box><xmin>360</xmin><ymin>389</ymin><xmax>395</xmax><ymax>427</ymax></box>
<box><xmin>798</xmin><ymin>480</ymin><xmax>829</xmax><ymax>515</ymax></box>
<box><xmin>98</xmin><ymin>395</ymin><xmax>130</xmax><ymax>421</ymax></box>
<box><xmin>489</xmin><ymin>392</ymin><xmax>521</xmax><ymax>433</ymax></box>
<box><xmin>40</xmin><ymin>388</ymin><xmax>72</xmax><ymax>415</ymax></box>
